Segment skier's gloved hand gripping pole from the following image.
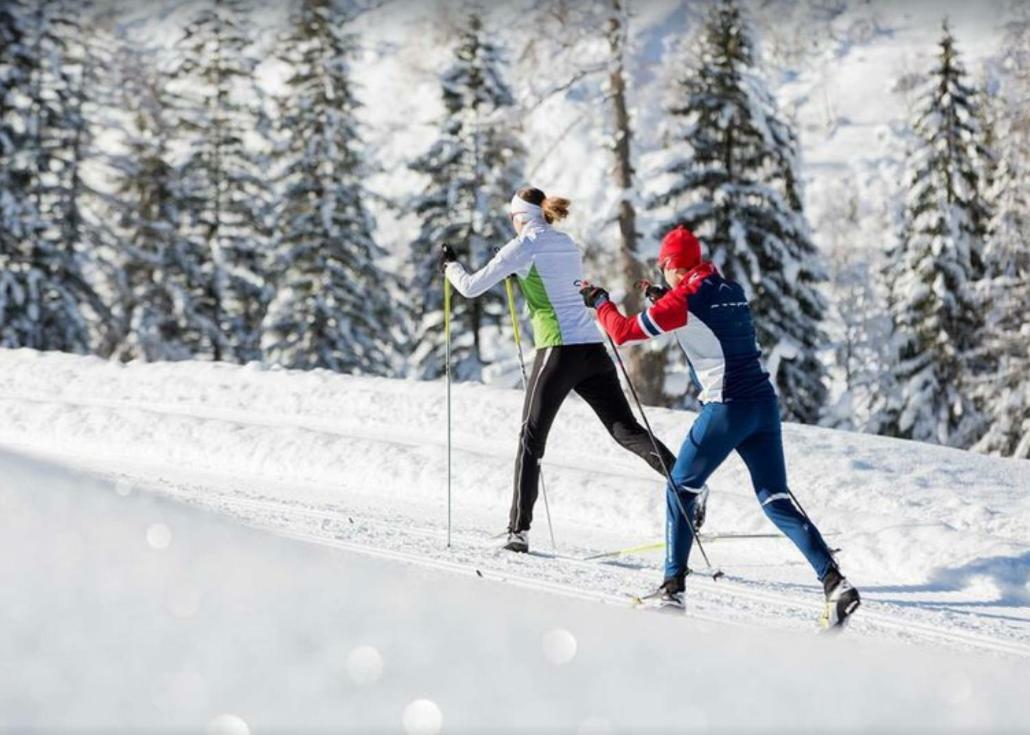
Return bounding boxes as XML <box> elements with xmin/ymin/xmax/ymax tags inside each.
<box><xmin>581</xmin><ymin>281</ymin><xmax>723</xmax><ymax>581</ymax></box>
<box><xmin>504</xmin><ymin>275</ymin><xmax>557</xmax><ymax>550</ymax></box>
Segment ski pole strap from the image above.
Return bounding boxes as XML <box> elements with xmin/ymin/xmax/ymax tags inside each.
<box><xmin>504</xmin><ymin>276</ymin><xmax>522</xmax><ymax>347</ymax></box>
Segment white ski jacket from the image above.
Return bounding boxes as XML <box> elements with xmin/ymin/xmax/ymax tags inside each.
<box><xmin>445</xmin><ymin>220</ymin><xmax>601</xmax><ymax>348</ymax></box>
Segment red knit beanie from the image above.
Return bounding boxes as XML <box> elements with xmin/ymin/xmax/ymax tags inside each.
<box><xmin>658</xmin><ymin>226</ymin><xmax>701</xmax><ymax>271</ymax></box>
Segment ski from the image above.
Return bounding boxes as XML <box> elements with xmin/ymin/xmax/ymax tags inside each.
<box><xmin>623</xmin><ymin>591</ymin><xmax>684</xmax><ymax>613</ymax></box>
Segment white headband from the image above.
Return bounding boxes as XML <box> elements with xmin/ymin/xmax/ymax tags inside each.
<box><xmin>510</xmin><ymin>193</ymin><xmax>542</xmax><ymax>219</ymax></box>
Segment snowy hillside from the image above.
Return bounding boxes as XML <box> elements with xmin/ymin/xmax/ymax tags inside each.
<box><xmin>1</xmin><ymin>347</ymin><xmax>1029</xmax><ymax>725</ymax></box>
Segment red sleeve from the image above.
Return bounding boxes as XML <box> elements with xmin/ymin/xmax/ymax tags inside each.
<box><xmin>596</xmin><ymin>290</ymin><xmax>688</xmax><ymax>346</ymax></box>
<box><xmin>596</xmin><ymin>301</ymin><xmax>647</xmax><ymax>345</ymax></box>
<box><xmin>646</xmin><ymin>288</ymin><xmax>689</xmax><ymax>334</ymax></box>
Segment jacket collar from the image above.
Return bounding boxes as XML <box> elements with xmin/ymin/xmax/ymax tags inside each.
<box><xmin>676</xmin><ymin>261</ymin><xmax>718</xmax><ymax>294</ymax></box>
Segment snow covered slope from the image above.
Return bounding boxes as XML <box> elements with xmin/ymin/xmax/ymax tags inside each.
<box><xmin>5</xmin><ymin>446</ymin><xmax>1030</xmax><ymax>732</ymax></box>
<box><xmin>1</xmin><ymin>347</ymin><xmax>1028</xmax><ymax>673</ymax></box>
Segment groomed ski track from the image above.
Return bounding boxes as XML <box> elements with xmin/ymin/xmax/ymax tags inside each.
<box><xmin>160</xmin><ymin>486</ymin><xmax>1030</xmax><ymax>658</ymax></box>
<box><xmin>1</xmin><ymin>350</ymin><xmax>1028</xmax><ymax>661</ymax></box>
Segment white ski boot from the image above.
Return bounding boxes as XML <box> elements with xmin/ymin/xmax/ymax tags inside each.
<box><xmin>503</xmin><ymin>530</ymin><xmax>529</xmax><ymax>553</ymax></box>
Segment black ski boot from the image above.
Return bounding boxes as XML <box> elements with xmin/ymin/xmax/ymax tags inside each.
<box><xmin>638</xmin><ymin>576</ymin><xmax>685</xmax><ymax>610</ymax></box>
<box><xmin>503</xmin><ymin>530</ymin><xmax>529</xmax><ymax>553</ymax></box>
<box><xmin>820</xmin><ymin>567</ymin><xmax>861</xmax><ymax>630</ymax></box>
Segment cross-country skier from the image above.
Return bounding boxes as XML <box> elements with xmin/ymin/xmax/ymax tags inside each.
<box><xmin>579</xmin><ymin>225</ymin><xmax>860</xmax><ymax>629</ymax></box>
<box><xmin>441</xmin><ymin>187</ymin><xmax>697</xmax><ymax>553</ymax></box>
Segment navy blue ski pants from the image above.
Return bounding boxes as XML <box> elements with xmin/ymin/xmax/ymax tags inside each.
<box><xmin>664</xmin><ymin>397</ymin><xmax>835</xmax><ymax>581</ymax></box>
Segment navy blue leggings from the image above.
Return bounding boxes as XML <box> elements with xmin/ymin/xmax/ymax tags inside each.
<box><xmin>664</xmin><ymin>397</ymin><xmax>835</xmax><ymax>581</ymax></box>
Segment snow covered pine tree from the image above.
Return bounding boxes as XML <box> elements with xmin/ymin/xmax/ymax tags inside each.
<box><xmin>882</xmin><ymin>23</ymin><xmax>993</xmax><ymax>448</ymax></box>
<box><xmin>103</xmin><ymin>41</ymin><xmax>223</xmax><ymax>362</ymax></box>
<box><xmin>165</xmin><ymin>0</ymin><xmax>273</xmax><ymax>364</ymax></box>
<box><xmin>972</xmin><ymin>15</ymin><xmax>1030</xmax><ymax>458</ymax></box>
<box><xmin>409</xmin><ymin>12</ymin><xmax>525</xmax><ymax>380</ymax></box>
<box><xmin>0</xmin><ymin>0</ymin><xmax>109</xmax><ymax>353</ymax></box>
<box><xmin>649</xmin><ymin>0</ymin><xmax>828</xmax><ymax>423</ymax></box>
<box><xmin>262</xmin><ymin>0</ymin><xmax>397</xmax><ymax>375</ymax></box>
<box><xmin>0</xmin><ymin>0</ymin><xmax>37</xmax><ymax>348</ymax></box>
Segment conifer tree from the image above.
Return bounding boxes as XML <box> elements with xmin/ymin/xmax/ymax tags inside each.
<box><xmin>104</xmin><ymin>43</ymin><xmax>223</xmax><ymax>361</ymax></box>
<box><xmin>881</xmin><ymin>23</ymin><xmax>992</xmax><ymax>447</ymax></box>
<box><xmin>0</xmin><ymin>1</ymin><xmax>35</xmax><ymax>347</ymax></box>
<box><xmin>650</xmin><ymin>0</ymin><xmax>828</xmax><ymax>422</ymax></box>
<box><xmin>0</xmin><ymin>0</ymin><xmax>108</xmax><ymax>353</ymax></box>
<box><xmin>262</xmin><ymin>0</ymin><xmax>396</xmax><ymax>374</ymax></box>
<box><xmin>409</xmin><ymin>12</ymin><xmax>525</xmax><ymax>380</ymax></box>
<box><xmin>166</xmin><ymin>0</ymin><xmax>273</xmax><ymax>363</ymax></box>
<box><xmin>972</xmin><ymin>16</ymin><xmax>1030</xmax><ymax>457</ymax></box>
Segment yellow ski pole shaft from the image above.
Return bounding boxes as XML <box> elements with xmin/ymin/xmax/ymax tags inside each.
<box><xmin>505</xmin><ymin>276</ymin><xmax>556</xmax><ymax>550</ymax></box>
<box><xmin>444</xmin><ymin>277</ymin><xmax>453</xmax><ymax>549</ymax></box>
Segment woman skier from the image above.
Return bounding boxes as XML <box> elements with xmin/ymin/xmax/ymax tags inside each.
<box><xmin>441</xmin><ymin>187</ymin><xmax>694</xmax><ymax>553</ymax></box>
<box><xmin>579</xmin><ymin>225</ymin><xmax>860</xmax><ymax>629</ymax></box>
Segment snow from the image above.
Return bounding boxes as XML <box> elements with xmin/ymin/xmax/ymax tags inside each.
<box><xmin>1</xmin><ymin>347</ymin><xmax>1029</xmax><ymax>730</ymax></box>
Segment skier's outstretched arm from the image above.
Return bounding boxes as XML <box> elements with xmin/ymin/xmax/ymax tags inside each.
<box><xmin>581</xmin><ymin>284</ymin><xmax>688</xmax><ymax>346</ymax></box>
<box><xmin>443</xmin><ymin>238</ymin><xmax>531</xmax><ymax>298</ymax></box>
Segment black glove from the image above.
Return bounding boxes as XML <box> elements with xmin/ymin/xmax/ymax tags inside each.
<box><xmin>645</xmin><ymin>284</ymin><xmax>669</xmax><ymax>302</ymax></box>
<box><xmin>439</xmin><ymin>243</ymin><xmax>457</xmax><ymax>273</ymax></box>
<box><xmin>636</xmin><ymin>279</ymin><xmax>668</xmax><ymax>303</ymax></box>
<box><xmin>579</xmin><ymin>283</ymin><xmax>610</xmax><ymax>309</ymax></box>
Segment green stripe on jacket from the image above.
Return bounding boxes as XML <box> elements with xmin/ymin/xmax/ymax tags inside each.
<box><xmin>518</xmin><ymin>265</ymin><xmax>563</xmax><ymax>348</ymax></box>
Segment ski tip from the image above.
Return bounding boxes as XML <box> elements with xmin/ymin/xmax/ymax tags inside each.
<box><xmin>712</xmin><ymin>570</ymin><xmax>725</xmax><ymax>581</ymax></box>
<box><xmin>475</xmin><ymin>569</ymin><xmax>483</xmax><ymax>578</ymax></box>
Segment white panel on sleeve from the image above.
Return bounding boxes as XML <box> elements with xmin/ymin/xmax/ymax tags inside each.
<box><xmin>445</xmin><ymin>238</ymin><xmax>532</xmax><ymax>298</ymax></box>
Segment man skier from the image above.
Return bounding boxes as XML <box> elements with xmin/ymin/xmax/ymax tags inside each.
<box><xmin>580</xmin><ymin>226</ymin><xmax>860</xmax><ymax>629</ymax></box>
<box><xmin>441</xmin><ymin>187</ymin><xmax>702</xmax><ymax>553</ymax></box>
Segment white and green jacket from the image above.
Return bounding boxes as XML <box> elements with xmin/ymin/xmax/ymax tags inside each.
<box><xmin>444</xmin><ymin>220</ymin><xmax>602</xmax><ymax>348</ymax></box>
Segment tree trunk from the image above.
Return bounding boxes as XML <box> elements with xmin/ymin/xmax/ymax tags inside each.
<box><xmin>607</xmin><ymin>2</ymin><xmax>667</xmax><ymax>406</ymax></box>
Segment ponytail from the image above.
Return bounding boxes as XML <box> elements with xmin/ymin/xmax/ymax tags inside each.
<box><xmin>541</xmin><ymin>196</ymin><xmax>570</xmax><ymax>224</ymax></box>
<box><xmin>515</xmin><ymin>186</ymin><xmax>571</xmax><ymax>225</ymax></box>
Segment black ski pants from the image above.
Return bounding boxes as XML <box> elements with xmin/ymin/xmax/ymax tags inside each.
<box><xmin>509</xmin><ymin>342</ymin><xmax>676</xmax><ymax>533</ymax></box>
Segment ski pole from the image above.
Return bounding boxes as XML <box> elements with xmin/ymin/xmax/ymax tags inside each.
<box><xmin>603</xmin><ymin>332</ymin><xmax>722</xmax><ymax>580</ymax></box>
<box><xmin>444</xmin><ymin>276</ymin><xmax>453</xmax><ymax>549</ymax></box>
<box><xmin>505</xmin><ymin>276</ymin><xmax>556</xmax><ymax>550</ymax></box>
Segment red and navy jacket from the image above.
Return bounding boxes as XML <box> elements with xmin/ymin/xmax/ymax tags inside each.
<box><xmin>597</xmin><ymin>262</ymin><xmax>775</xmax><ymax>404</ymax></box>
